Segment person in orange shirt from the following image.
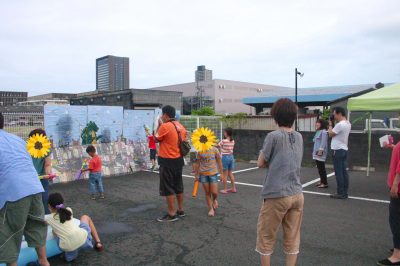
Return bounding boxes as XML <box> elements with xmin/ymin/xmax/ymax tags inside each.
<box><xmin>84</xmin><ymin>145</ymin><xmax>104</xmax><ymax>200</ymax></box>
<box><xmin>155</xmin><ymin>105</ymin><xmax>187</xmax><ymax>222</ymax></box>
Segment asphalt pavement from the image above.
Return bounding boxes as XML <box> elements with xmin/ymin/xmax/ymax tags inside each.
<box><xmin>47</xmin><ymin>162</ymin><xmax>392</xmax><ymax>266</ymax></box>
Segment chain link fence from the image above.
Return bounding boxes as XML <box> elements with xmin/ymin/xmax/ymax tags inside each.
<box><xmin>2</xmin><ymin>112</ymin><xmax>315</xmax><ymax>142</ymax></box>
<box><xmin>180</xmin><ymin>115</ymin><xmax>224</xmax><ymax>142</ymax></box>
<box><xmin>3</xmin><ymin>112</ymin><xmax>44</xmax><ymax>140</ymax></box>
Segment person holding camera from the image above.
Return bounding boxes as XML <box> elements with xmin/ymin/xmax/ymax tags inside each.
<box><xmin>155</xmin><ymin>105</ymin><xmax>187</xmax><ymax>222</ymax></box>
<box><xmin>313</xmin><ymin>119</ymin><xmax>329</xmax><ymax>188</ymax></box>
<box><xmin>328</xmin><ymin>107</ymin><xmax>351</xmax><ymax>199</ymax></box>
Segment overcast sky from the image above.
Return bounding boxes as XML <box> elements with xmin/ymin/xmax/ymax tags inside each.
<box><xmin>1</xmin><ymin>0</ymin><xmax>399</xmax><ymax>96</ymax></box>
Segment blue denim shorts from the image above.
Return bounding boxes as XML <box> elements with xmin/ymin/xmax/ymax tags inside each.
<box><xmin>222</xmin><ymin>155</ymin><xmax>235</xmax><ymax>171</ymax></box>
<box><xmin>62</xmin><ymin>222</ymin><xmax>93</xmax><ymax>262</ymax></box>
<box><xmin>199</xmin><ymin>174</ymin><xmax>219</xmax><ymax>184</ymax></box>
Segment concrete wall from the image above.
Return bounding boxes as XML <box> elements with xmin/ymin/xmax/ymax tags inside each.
<box><xmin>233</xmin><ymin>129</ymin><xmax>399</xmax><ymax>170</ymax></box>
<box><xmin>132</xmin><ymin>89</ymin><xmax>183</xmax><ymax>112</ymax></box>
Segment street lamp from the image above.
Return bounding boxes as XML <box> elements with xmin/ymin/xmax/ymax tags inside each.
<box><xmin>295</xmin><ymin>68</ymin><xmax>304</xmax><ymax>130</ymax></box>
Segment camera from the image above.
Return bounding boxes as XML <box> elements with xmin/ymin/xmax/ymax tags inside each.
<box><xmin>329</xmin><ymin>114</ymin><xmax>335</xmax><ymax>126</ymax></box>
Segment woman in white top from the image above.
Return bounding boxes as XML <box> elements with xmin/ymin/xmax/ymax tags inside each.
<box><xmin>46</xmin><ymin>193</ymin><xmax>103</xmax><ymax>262</ymax></box>
<box><xmin>218</xmin><ymin>127</ymin><xmax>237</xmax><ymax>193</ymax></box>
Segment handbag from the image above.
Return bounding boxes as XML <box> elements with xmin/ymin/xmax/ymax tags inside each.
<box><xmin>170</xmin><ymin>121</ymin><xmax>191</xmax><ymax>157</ymax></box>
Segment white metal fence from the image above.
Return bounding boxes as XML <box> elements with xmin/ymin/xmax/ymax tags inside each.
<box><xmin>3</xmin><ymin>112</ymin><xmax>44</xmax><ymax>140</ymax></box>
<box><xmin>180</xmin><ymin>115</ymin><xmax>224</xmax><ymax>141</ymax></box>
<box><xmin>2</xmin><ymin>112</ymin><xmax>317</xmax><ymax>142</ymax></box>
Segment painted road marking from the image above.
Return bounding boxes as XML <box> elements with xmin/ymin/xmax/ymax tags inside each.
<box><xmin>302</xmin><ymin>190</ymin><xmax>390</xmax><ymax>204</ymax></box>
<box><xmin>232</xmin><ymin>167</ymin><xmax>260</xmax><ymax>174</ymax></box>
<box><xmin>301</xmin><ymin>172</ymin><xmax>335</xmax><ymax>188</ymax></box>
<box><xmin>144</xmin><ymin>170</ymin><xmax>389</xmax><ymax>204</ymax></box>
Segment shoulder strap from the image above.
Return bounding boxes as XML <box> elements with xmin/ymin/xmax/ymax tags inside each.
<box><xmin>169</xmin><ymin>121</ymin><xmax>183</xmax><ymax>142</ymax></box>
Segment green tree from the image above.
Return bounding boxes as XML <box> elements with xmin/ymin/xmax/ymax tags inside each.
<box><xmin>321</xmin><ymin>108</ymin><xmax>331</xmax><ymax>121</ymax></box>
<box><xmin>192</xmin><ymin>106</ymin><xmax>216</xmax><ymax>116</ymax></box>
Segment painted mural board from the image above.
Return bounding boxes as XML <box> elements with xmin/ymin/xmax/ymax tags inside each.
<box><xmin>87</xmin><ymin>106</ymin><xmax>123</xmax><ymax>144</ymax></box>
<box><xmin>123</xmin><ymin>110</ymin><xmax>155</xmax><ymax>143</ymax></box>
<box><xmin>44</xmin><ymin>105</ymin><xmax>87</xmax><ymax>147</ymax></box>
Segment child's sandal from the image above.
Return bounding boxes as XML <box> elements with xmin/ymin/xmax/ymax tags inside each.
<box><xmin>95</xmin><ymin>241</ymin><xmax>104</xmax><ymax>251</ymax></box>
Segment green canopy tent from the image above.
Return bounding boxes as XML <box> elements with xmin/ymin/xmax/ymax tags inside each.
<box><xmin>347</xmin><ymin>82</ymin><xmax>400</xmax><ymax>175</ymax></box>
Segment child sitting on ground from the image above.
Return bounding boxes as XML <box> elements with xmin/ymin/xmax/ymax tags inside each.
<box><xmin>84</xmin><ymin>145</ymin><xmax>104</xmax><ymax>200</ymax></box>
<box><xmin>45</xmin><ymin>192</ymin><xmax>103</xmax><ymax>262</ymax></box>
<box><xmin>194</xmin><ymin>145</ymin><xmax>224</xmax><ymax>217</ymax></box>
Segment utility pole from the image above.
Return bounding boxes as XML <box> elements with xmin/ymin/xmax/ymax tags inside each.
<box><xmin>295</xmin><ymin>68</ymin><xmax>304</xmax><ymax>131</ymax></box>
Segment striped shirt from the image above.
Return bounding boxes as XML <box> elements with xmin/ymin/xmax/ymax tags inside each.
<box><xmin>219</xmin><ymin>139</ymin><xmax>235</xmax><ymax>155</ymax></box>
<box><xmin>198</xmin><ymin>147</ymin><xmax>221</xmax><ymax>176</ymax></box>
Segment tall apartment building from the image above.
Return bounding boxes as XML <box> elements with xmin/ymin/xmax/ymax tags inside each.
<box><xmin>96</xmin><ymin>55</ymin><xmax>130</xmax><ymax>91</ymax></box>
<box><xmin>195</xmin><ymin>65</ymin><xmax>212</xmax><ymax>82</ymax></box>
<box><xmin>0</xmin><ymin>91</ymin><xmax>28</xmax><ymax>106</ymax></box>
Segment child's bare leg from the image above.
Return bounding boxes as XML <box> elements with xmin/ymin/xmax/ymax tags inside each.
<box><xmin>228</xmin><ymin>170</ymin><xmax>236</xmax><ymax>190</ymax></box>
<box><xmin>202</xmin><ymin>183</ymin><xmax>214</xmax><ymax>216</ymax></box>
<box><xmin>222</xmin><ymin>170</ymin><xmax>228</xmax><ymax>190</ymax></box>
<box><xmin>210</xmin><ymin>183</ymin><xmax>219</xmax><ymax>209</ymax></box>
<box><xmin>80</xmin><ymin>215</ymin><xmax>101</xmax><ymax>244</ymax></box>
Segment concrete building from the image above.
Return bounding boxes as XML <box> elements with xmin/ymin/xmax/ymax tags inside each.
<box><xmin>70</xmin><ymin>89</ymin><xmax>182</xmax><ymax>112</ymax></box>
<box><xmin>96</xmin><ymin>55</ymin><xmax>129</xmax><ymax>91</ymax></box>
<box><xmin>148</xmin><ymin>79</ymin><xmax>291</xmax><ymax>115</ymax></box>
<box><xmin>0</xmin><ymin>91</ymin><xmax>27</xmax><ymax>106</ymax></box>
<box><xmin>17</xmin><ymin>99</ymin><xmax>69</xmax><ymax>106</ymax></box>
<box><xmin>28</xmin><ymin>93</ymin><xmax>77</xmax><ymax>101</ymax></box>
<box><xmin>195</xmin><ymin>65</ymin><xmax>212</xmax><ymax>82</ymax></box>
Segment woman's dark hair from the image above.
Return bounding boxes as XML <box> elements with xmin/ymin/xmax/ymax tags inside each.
<box><xmin>316</xmin><ymin>119</ymin><xmax>328</xmax><ymax>130</ymax></box>
<box><xmin>29</xmin><ymin>128</ymin><xmax>46</xmax><ymax>138</ymax></box>
<box><xmin>86</xmin><ymin>145</ymin><xmax>96</xmax><ymax>153</ymax></box>
<box><xmin>0</xmin><ymin>113</ymin><xmax>4</xmax><ymax>129</ymax></box>
<box><xmin>224</xmin><ymin>127</ymin><xmax>234</xmax><ymax>141</ymax></box>
<box><xmin>270</xmin><ymin>98</ymin><xmax>298</xmax><ymax>127</ymax></box>
<box><xmin>48</xmin><ymin>193</ymin><xmax>71</xmax><ymax>223</ymax></box>
<box><xmin>162</xmin><ymin>105</ymin><xmax>176</xmax><ymax>119</ymax></box>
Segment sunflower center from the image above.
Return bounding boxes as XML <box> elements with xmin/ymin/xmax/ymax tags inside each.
<box><xmin>199</xmin><ymin>135</ymin><xmax>208</xmax><ymax>144</ymax></box>
<box><xmin>34</xmin><ymin>141</ymin><xmax>43</xmax><ymax>150</ymax></box>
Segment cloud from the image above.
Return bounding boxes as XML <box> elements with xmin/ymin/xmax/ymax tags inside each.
<box><xmin>0</xmin><ymin>0</ymin><xmax>399</xmax><ymax>96</ymax></box>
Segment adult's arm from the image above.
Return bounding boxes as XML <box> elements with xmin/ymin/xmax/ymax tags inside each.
<box><xmin>319</xmin><ymin>130</ymin><xmax>328</xmax><ymax>151</ymax></box>
<box><xmin>328</xmin><ymin>125</ymin><xmax>336</xmax><ymax>138</ymax></box>
<box><xmin>257</xmin><ymin>151</ymin><xmax>268</xmax><ymax>168</ymax></box>
<box><xmin>390</xmin><ymin>173</ymin><xmax>400</xmax><ymax>198</ymax></box>
<box><xmin>44</xmin><ymin>156</ymin><xmax>52</xmax><ymax>175</ymax></box>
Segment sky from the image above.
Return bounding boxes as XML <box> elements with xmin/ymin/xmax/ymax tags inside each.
<box><xmin>1</xmin><ymin>0</ymin><xmax>399</xmax><ymax>96</ymax></box>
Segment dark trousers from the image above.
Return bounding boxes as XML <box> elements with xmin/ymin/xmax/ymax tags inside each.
<box><xmin>333</xmin><ymin>149</ymin><xmax>349</xmax><ymax>196</ymax></box>
<box><xmin>315</xmin><ymin>160</ymin><xmax>328</xmax><ymax>185</ymax></box>
<box><xmin>390</xmin><ymin>197</ymin><xmax>400</xmax><ymax>249</ymax></box>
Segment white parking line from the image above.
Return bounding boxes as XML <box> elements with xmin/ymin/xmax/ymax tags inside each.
<box><xmin>302</xmin><ymin>190</ymin><xmax>389</xmax><ymax>204</ymax></box>
<box><xmin>144</xmin><ymin>170</ymin><xmax>389</xmax><ymax>204</ymax></box>
<box><xmin>302</xmin><ymin>172</ymin><xmax>335</xmax><ymax>188</ymax></box>
<box><xmin>232</xmin><ymin>167</ymin><xmax>260</xmax><ymax>174</ymax></box>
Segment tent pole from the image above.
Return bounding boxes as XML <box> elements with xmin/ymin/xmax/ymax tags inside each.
<box><xmin>367</xmin><ymin>112</ymin><xmax>372</xmax><ymax>176</ymax></box>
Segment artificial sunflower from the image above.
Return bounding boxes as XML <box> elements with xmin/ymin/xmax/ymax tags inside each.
<box><xmin>191</xmin><ymin>127</ymin><xmax>217</xmax><ymax>152</ymax></box>
<box><xmin>27</xmin><ymin>134</ymin><xmax>51</xmax><ymax>158</ymax></box>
